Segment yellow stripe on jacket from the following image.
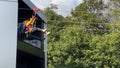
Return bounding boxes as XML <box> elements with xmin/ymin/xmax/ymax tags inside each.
<box><xmin>25</xmin><ymin>17</ymin><xmax>36</xmax><ymax>27</ymax></box>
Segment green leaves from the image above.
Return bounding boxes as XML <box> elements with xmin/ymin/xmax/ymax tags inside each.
<box><xmin>90</xmin><ymin>33</ymin><xmax>120</xmax><ymax>67</ymax></box>
<box><xmin>44</xmin><ymin>0</ymin><xmax>120</xmax><ymax>68</ymax></box>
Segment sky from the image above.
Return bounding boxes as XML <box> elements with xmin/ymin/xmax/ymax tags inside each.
<box><xmin>51</xmin><ymin>0</ymin><xmax>83</xmax><ymax>17</ymax></box>
<box><xmin>31</xmin><ymin>0</ymin><xmax>83</xmax><ymax>17</ymax></box>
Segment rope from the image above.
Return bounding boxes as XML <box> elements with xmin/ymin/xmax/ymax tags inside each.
<box><xmin>18</xmin><ymin>8</ymin><xmax>32</xmax><ymax>10</ymax></box>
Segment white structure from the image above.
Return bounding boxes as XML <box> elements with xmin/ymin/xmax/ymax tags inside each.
<box><xmin>0</xmin><ymin>0</ymin><xmax>18</xmax><ymax>68</ymax></box>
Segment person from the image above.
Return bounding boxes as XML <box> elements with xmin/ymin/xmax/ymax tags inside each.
<box><xmin>24</xmin><ymin>8</ymin><xmax>50</xmax><ymax>35</ymax></box>
<box><xmin>18</xmin><ymin>8</ymin><xmax>50</xmax><ymax>41</ymax></box>
<box><xmin>17</xmin><ymin>22</ymin><xmax>26</xmax><ymax>40</ymax></box>
<box><xmin>24</xmin><ymin>15</ymin><xmax>50</xmax><ymax>35</ymax></box>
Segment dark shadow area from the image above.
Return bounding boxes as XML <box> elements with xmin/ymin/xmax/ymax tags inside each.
<box><xmin>18</xmin><ymin>0</ymin><xmax>44</xmax><ymax>47</ymax></box>
<box><xmin>17</xmin><ymin>0</ymin><xmax>45</xmax><ymax>68</ymax></box>
<box><xmin>17</xmin><ymin>50</ymin><xmax>44</xmax><ymax>68</ymax></box>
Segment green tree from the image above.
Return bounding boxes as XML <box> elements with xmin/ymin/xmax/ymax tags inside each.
<box><xmin>90</xmin><ymin>32</ymin><xmax>120</xmax><ymax>68</ymax></box>
<box><xmin>71</xmin><ymin>0</ymin><xmax>111</xmax><ymax>35</ymax></box>
<box><xmin>44</xmin><ymin>4</ymin><xmax>66</xmax><ymax>68</ymax></box>
<box><xmin>44</xmin><ymin>0</ymin><xmax>120</xmax><ymax>68</ymax></box>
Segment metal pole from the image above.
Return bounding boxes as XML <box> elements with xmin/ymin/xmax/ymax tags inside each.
<box><xmin>44</xmin><ymin>22</ymin><xmax>47</xmax><ymax>68</ymax></box>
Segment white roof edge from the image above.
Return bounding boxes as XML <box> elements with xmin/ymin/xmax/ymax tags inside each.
<box><xmin>23</xmin><ymin>0</ymin><xmax>47</xmax><ymax>22</ymax></box>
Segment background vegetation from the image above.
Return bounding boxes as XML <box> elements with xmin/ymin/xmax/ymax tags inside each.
<box><xmin>44</xmin><ymin>0</ymin><xmax>120</xmax><ymax>68</ymax></box>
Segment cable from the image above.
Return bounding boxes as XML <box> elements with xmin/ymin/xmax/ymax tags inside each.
<box><xmin>18</xmin><ymin>18</ymin><xmax>120</xmax><ymax>25</ymax></box>
<box><xmin>17</xmin><ymin>8</ymin><xmax>117</xmax><ymax>14</ymax></box>
<box><xmin>18</xmin><ymin>8</ymin><xmax>32</xmax><ymax>10</ymax></box>
<box><xmin>18</xmin><ymin>18</ymin><xmax>42</xmax><ymax>20</ymax></box>
<box><xmin>56</xmin><ymin>27</ymin><xmax>120</xmax><ymax>33</ymax></box>
<box><xmin>18</xmin><ymin>8</ymin><xmax>120</xmax><ymax>32</ymax></box>
<box><xmin>18</xmin><ymin>8</ymin><xmax>45</xmax><ymax>14</ymax></box>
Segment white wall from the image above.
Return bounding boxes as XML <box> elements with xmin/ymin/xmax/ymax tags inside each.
<box><xmin>3</xmin><ymin>0</ymin><xmax>17</xmax><ymax>1</ymax></box>
<box><xmin>0</xmin><ymin>1</ymin><xmax>18</xmax><ymax>68</ymax></box>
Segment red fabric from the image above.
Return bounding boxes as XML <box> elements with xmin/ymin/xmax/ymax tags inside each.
<box><xmin>26</xmin><ymin>24</ymin><xmax>32</xmax><ymax>32</ymax></box>
<box><xmin>32</xmin><ymin>8</ymin><xmax>40</xmax><ymax>12</ymax></box>
<box><xmin>32</xmin><ymin>15</ymin><xmax>36</xmax><ymax>18</ymax></box>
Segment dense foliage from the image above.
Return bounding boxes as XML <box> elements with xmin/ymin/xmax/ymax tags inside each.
<box><xmin>44</xmin><ymin>0</ymin><xmax>120</xmax><ymax>68</ymax></box>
